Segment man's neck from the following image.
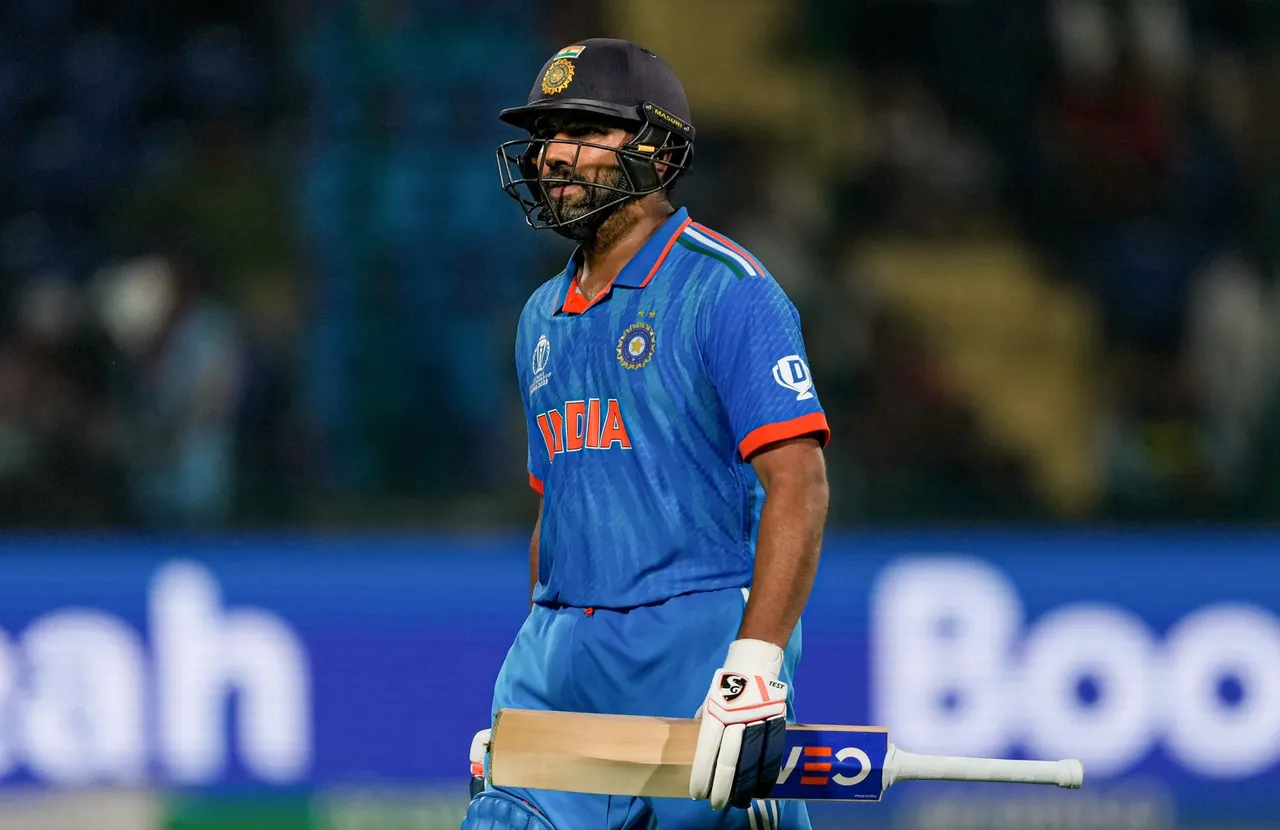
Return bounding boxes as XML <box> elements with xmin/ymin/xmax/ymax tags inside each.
<box><xmin>577</xmin><ymin>203</ymin><xmax>674</xmax><ymax>301</ymax></box>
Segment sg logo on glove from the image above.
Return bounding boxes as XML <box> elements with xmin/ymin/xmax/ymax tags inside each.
<box><xmin>720</xmin><ymin>674</ymin><xmax>747</xmax><ymax>701</ymax></box>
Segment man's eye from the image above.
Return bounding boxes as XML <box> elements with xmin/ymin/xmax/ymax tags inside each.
<box><xmin>532</xmin><ymin>121</ymin><xmax>609</xmax><ymax>139</ymax></box>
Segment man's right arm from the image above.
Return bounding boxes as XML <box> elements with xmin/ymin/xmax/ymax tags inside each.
<box><xmin>516</xmin><ymin>304</ymin><xmax>548</xmax><ymax>611</ymax></box>
<box><xmin>529</xmin><ymin>496</ymin><xmax>542</xmax><ymax>609</ymax></box>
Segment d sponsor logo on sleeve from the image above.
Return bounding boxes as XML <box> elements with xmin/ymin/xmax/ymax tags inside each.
<box><xmin>772</xmin><ymin>356</ymin><xmax>814</xmax><ymax>401</ymax></box>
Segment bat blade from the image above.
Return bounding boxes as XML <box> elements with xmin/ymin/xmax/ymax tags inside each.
<box><xmin>487</xmin><ymin>708</ymin><xmax>889</xmax><ymax>802</ymax></box>
<box><xmin>486</xmin><ymin>709</ymin><xmax>1084</xmax><ymax>802</ymax></box>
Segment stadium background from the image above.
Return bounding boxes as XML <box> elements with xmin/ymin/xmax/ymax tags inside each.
<box><xmin>0</xmin><ymin>0</ymin><xmax>1277</xmax><ymax>828</ymax></box>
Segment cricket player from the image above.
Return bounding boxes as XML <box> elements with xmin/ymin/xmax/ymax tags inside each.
<box><xmin>464</xmin><ymin>38</ymin><xmax>830</xmax><ymax>830</ymax></box>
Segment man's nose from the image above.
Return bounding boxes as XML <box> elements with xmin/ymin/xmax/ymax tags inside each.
<box><xmin>541</xmin><ymin>133</ymin><xmax>581</xmax><ymax>170</ymax></box>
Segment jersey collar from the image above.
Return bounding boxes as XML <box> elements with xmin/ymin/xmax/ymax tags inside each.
<box><xmin>557</xmin><ymin>207</ymin><xmax>693</xmax><ymax>315</ymax></box>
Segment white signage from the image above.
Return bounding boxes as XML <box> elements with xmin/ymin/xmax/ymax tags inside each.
<box><xmin>871</xmin><ymin>557</ymin><xmax>1280</xmax><ymax>779</ymax></box>
<box><xmin>0</xmin><ymin>560</ymin><xmax>313</xmax><ymax>787</ymax></box>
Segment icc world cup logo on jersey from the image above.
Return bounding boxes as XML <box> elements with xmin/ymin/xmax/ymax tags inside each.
<box><xmin>617</xmin><ymin>323</ymin><xmax>655</xmax><ymax>370</ymax></box>
<box><xmin>530</xmin><ymin>334</ymin><xmax>552</xmax><ymax>395</ymax></box>
<box><xmin>533</xmin><ymin>334</ymin><xmax>551</xmax><ymax>374</ymax></box>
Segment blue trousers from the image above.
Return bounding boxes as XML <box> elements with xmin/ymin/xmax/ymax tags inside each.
<box><xmin>486</xmin><ymin>587</ymin><xmax>811</xmax><ymax>830</ymax></box>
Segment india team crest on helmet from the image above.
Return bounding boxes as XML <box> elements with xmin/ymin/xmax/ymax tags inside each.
<box><xmin>617</xmin><ymin>322</ymin><xmax>655</xmax><ymax>370</ymax></box>
<box><xmin>541</xmin><ymin>59</ymin><xmax>575</xmax><ymax>95</ymax></box>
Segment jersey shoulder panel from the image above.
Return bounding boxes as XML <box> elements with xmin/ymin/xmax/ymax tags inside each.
<box><xmin>669</xmin><ymin>222</ymin><xmax>795</xmax><ymax>343</ymax></box>
<box><xmin>521</xmin><ymin>272</ymin><xmax>569</xmax><ymax>318</ymax></box>
<box><xmin>516</xmin><ymin>273</ymin><xmax>569</xmax><ymax>338</ymax></box>
<box><xmin>515</xmin><ymin>273</ymin><xmax>569</xmax><ymax>386</ymax></box>
<box><xmin>672</xmin><ymin>222</ymin><xmax>775</xmax><ymax>287</ymax></box>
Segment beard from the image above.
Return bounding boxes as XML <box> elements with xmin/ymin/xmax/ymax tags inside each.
<box><xmin>542</xmin><ymin>164</ymin><xmax>634</xmax><ymax>242</ymax></box>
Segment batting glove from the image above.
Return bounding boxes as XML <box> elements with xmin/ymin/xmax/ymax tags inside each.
<box><xmin>689</xmin><ymin>638</ymin><xmax>788</xmax><ymax>810</ymax></box>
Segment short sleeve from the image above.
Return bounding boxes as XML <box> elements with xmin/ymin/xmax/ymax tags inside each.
<box><xmin>517</xmin><ymin>322</ymin><xmax>550</xmax><ymax>495</ymax></box>
<box><xmin>704</xmin><ymin>276</ymin><xmax>830</xmax><ymax>460</ymax></box>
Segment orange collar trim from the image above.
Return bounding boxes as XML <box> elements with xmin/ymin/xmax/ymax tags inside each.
<box><xmin>557</xmin><ymin>216</ymin><xmax>693</xmax><ymax>315</ymax></box>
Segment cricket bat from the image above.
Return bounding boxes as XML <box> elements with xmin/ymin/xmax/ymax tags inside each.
<box><xmin>485</xmin><ymin>708</ymin><xmax>1084</xmax><ymax>802</ymax></box>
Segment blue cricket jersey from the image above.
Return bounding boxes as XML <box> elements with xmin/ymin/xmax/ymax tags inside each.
<box><xmin>515</xmin><ymin>206</ymin><xmax>830</xmax><ymax>609</ymax></box>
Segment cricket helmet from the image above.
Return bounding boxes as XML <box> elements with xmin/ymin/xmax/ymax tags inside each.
<box><xmin>495</xmin><ymin>38</ymin><xmax>695</xmax><ymax>240</ymax></box>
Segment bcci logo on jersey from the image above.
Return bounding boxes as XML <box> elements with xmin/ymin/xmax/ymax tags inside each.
<box><xmin>772</xmin><ymin>355</ymin><xmax>814</xmax><ymax>400</ymax></box>
<box><xmin>530</xmin><ymin>334</ymin><xmax>552</xmax><ymax>395</ymax></box>
<box><xmin>617</xmin><ymin>323</ymin><xmax>655</xmax><ymax>370</ymax></box>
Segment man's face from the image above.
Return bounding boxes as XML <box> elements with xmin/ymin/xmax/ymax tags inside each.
<box><xmin>531</xmin><ymin>115</ymin><xmax>634</xmax><ymax>225</ymax></box>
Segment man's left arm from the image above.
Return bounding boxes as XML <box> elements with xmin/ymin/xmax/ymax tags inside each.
<box><xmin>688</xmin><ymin>272</ymin><xmax>832</xmax><ymax>811</ymax></box>
<box><xmin>738</xmin><ymin>435</ymin><xmax>828</xmax><ymax>648</ymax></box>
<box><xmin>687</xmin><ymin>438</ymin><xmax>828</xmax><ymax>812</ymax></box>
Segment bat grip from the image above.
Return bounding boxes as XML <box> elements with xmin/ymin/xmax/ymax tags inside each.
<box><xmin>884</xmin><ymin>744</ymin><xmax>1084</xmax><ymax>790</ymax></box>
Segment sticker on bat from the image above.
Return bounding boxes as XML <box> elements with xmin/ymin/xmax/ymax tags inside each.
<box><xmin>770</xmin><ymin>729</ymin><xmax>889</xmax><ymax>801</ymax></box>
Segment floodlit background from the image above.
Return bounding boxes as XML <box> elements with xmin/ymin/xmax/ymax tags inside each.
<box><xmin>0</xmin><ymin>1</ymin><xmax>1277</xmax><ymax>829</ymax></box>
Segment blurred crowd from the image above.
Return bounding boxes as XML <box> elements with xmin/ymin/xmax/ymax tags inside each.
<box><xmin>808</xmin><ymin>0</ymin><xmax>1280</xmax><ymax>522</ymax></box>
<box><xmin>0</xmin><ymin>0</ymin><xmax>1276</xmax><ymax>530</ymax></box>
<box><xmin>0</xmin><ymin>0</ymin><xmax>301</xmax><ymax>529</ymax></box>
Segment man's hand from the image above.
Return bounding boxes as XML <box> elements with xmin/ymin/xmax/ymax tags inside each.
<box><xmin>689</xmin><ymin>638</ymin><xmax>788</xmax><ymax>810</ymax></box>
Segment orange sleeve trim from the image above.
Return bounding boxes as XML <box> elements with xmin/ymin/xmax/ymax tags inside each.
<box><xmin>739</xmin><ymin>412</ymin><xmax>831</xmax><ymax>460</ymax></box>
<box><xmin>529</xmin><ymin>472</ymin><xmax>544</xmax><ymax>495</ymax></box>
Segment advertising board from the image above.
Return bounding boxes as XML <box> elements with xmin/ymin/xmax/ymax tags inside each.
<box><xmin>0</xmin><ymin>531</ymin><xmax>1274</xmax><ymax>829</ymax></box>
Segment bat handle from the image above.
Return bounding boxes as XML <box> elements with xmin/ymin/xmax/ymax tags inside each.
<box><xmin>884</xmin><ymin>744</ymin><xmax>1084</xmax><ymax>790</ymax></box>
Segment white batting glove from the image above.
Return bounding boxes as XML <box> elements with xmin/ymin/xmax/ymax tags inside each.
<box><xmin>689</xmin><ymin>638</ymin><xmax>789</xmax><ymax>810</ymax></box>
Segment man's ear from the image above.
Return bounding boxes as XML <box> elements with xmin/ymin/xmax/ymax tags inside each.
<box><xmin>652</xmin><ymin>157</ymin><xmax>671</xmax><ymax>187</ymax></box>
